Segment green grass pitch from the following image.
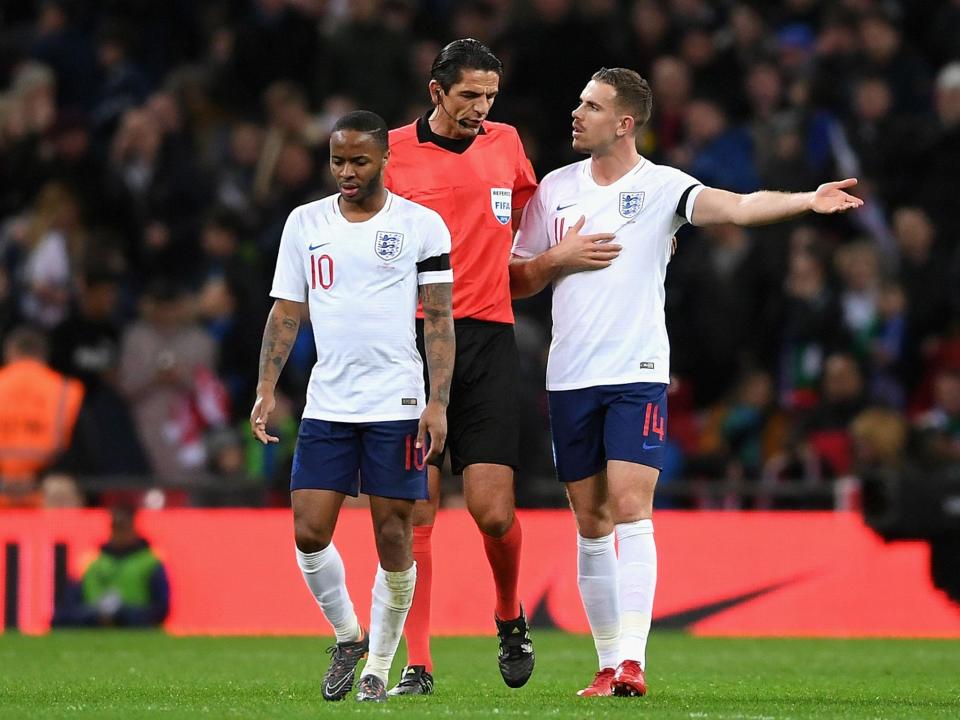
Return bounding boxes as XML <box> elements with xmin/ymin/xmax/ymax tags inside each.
<box><xmin>1</xmin><ymin>631</ymin><xmax>958</xmax><ymax>719</ymax></box>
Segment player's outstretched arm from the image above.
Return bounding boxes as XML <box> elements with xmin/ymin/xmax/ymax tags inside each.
<box><xmin>509</xmin><ymin>216</ymin><xmax>620</xmax><ymax>299</ymax></box>
<box><xmin>250</xmin><ymin>298</ymin><xmax>302</xmax><ymax>444</ymax></box>
<box><xmin>418</xmin><ymin>281</ymin><xmax>454</xmax><ymax>462</ymax></box>
<box><xmin>691</xmin><ymin>178</ymin><xmax>864</xmax><ymax>227</ymax></box>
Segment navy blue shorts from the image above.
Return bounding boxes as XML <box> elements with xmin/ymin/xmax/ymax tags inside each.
<box><xmin>290</xmin><ymin>419</ymin><xmax>428</xmax><ymax>500</ymax></box>
<box><xmin>548</xmin><ymin>382</ymin><xmax>668</xmax><ymax>483</ymax></box>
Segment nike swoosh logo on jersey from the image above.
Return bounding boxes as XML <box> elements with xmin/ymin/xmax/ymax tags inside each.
<box><xmin>308</xmin><ymin>242</ymin><xmax>329</xmax><ymax>251</ymax></box>
<box><xmin>642</xmin><ymin>441</ymin><xmax>662</xmax><ymax>450</ymax></box>
<box><xmin>556</xmin><ymin>203</ymin><xmax>577</xmax><ymax>211</ymax></box>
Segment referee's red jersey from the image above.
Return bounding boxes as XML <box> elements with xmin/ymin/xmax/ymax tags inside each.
<box><xmin>385</xmin><ymin>115</ymin><xmax>537</xmax><ymax>324</ymax></box>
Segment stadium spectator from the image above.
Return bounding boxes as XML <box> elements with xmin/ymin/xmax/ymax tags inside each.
<box><xmin>0</xmin><ymin>327</ymin><xmax>83</xmax><ymax>507</ymax></box>
<box><xmin>855</xmin><ymin>12</ymin><xmax>930</xmax><ymax>117</ymax></box>
<box><xmin>15</xmin><ymin>181</ymin><xmax>85</xmax><ymax>328</ymax></box>
<box><xmin>682</xmin><ymin>98</ymin><xmax>759</xmax><ymax>194</ymax></box>
<box><xmin>90</xmin><ymin>22</ymin><xmax>150</xmax><ymax>137</ymax></box>
<box><xmin>106</xmin><ymin>106</ymin><xmax>207</xmax><ymax>278</ymax></box>
<box><xmin>117</xmin><ymin>281</ymin><xmax>220</xmax><ymax>483</ymax></box>
<box><xmin>50</xmin><ymin>269</ymin><xmax>150</xmax><ymax>486</ymax></box>
<box><xmin>28</xmin><ymin>0</ymin><xmax>98</xmax><ymax>111</ymax></box>
<box><xmin>893</xmin><ymin>206</ymin><xmax>952</xmax><ymax>390</ymax></box>
<box><xmin>916</xmin><ymin>61</ymin><xmax>960</xmax><ymax>239</ymax></box>
<box><xmin>323</xmin><ymin>0</ymin><xmax>414</xmax><ymax>126</ymax></box>
<box><xmin>383</xmin><ymin>39</ymin><xmax>538</xmax><ymax>694</ymax></box>
<box><xmin>224</xmin><ymin>0</ymin><xmax>319</xmax><ymax>115</ymax></box>
<box><xmin>52</xmin><ymin>505</ymin><xmax>170</xmax><ymax>628</ymax></box>
<box><xmin>915</xmin><ymin>368</ymin><xmax>960</xmax><ymax>466</ymax></box>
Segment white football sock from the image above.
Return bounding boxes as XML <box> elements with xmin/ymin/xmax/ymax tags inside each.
<box><xmin>295</xmin><ymin>544</ymin><xmax>361</xmax><ymax>643</ymax></box>
<box><xmin>616</xmin><ymin>519</ymin><xmax>657</xmax><ymax>669</ymax></box>
<box><xmin>577</xmin><ymin>532</ymin><xmax>620</xmax><ymax>670</ymax></box>
<box><xmin>363</xmin><ymin>563</ymin><xmax>417</xmax><ymax>683</ymax></box>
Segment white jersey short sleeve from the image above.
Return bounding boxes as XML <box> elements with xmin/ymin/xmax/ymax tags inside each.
<box><xmin>511</xmin><ymin>187</ymin><xmax>550</xmax><ymax>258</ymax></box>
<box><xmin>515</xmin><ymin>158</ymin><xmax>706</xmax><ymax>390</ymax></box>
<box><xmin>416</xmin><ymin>211</ymin><xmax>454</xmax><ymax>285</ymax></box>
<box><xmin>269</xmin><ymin>191</ymin><xmax>452</xmax><ymax>422</ymax></box>
<box><xmin>271</xmin><ymin>208</ymin><xmax>309</xmax><ymax>302</ymax></box>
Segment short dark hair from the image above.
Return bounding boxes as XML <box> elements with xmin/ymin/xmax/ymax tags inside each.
<box><xmin>3</xmin><ymin>326</ymin><xmax>49</xmax><ymax>362</ymax></box>
<box><xmin>592</xmin><ymin>67</ymin><xmax>653</xmax><ymax>133</ymax></box>
<box><xmin>431</xmin><ymin>38</ymin><xmax>503</xmax><ymax>91</ymax></box>
<box><xmin>331</xmin><ymin>110</ymin><xmax>389</xmax><ymax>151</ymax></box>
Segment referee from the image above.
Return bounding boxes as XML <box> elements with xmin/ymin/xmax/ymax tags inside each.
<box><xmin>383</xmin><ymin>39</ymin><xmax>538</xmax><ymax>695</ymax></box>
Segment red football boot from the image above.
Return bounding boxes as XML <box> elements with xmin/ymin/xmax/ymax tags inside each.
<box><xmin>611</xmin><ymin>659</ymin><xmax>647</xmax><ymax>697</ymax></box>
<box><xmin>576</xmin><ymin>667</ymin><xmax>616</xmax><ymax>697</ymax></box>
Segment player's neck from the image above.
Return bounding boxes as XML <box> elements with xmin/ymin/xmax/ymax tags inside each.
<box><xmin>338</xmin><ymin>188</ymin><xmax>388</xmax><ymax>222</ymax></box>
<box><xmin>589</xmin><ymin>144</ymin><xmax>642</xmax><ymax>186</ymax></box>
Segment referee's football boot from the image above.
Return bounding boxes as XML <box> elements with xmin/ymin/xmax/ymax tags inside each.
<box><xmin>321</xmin><ymin>629</ymin><xmax>368</xmax><ymax>701</ymax></box>
<box><xmin>355</xmin><ymin>674</ymin><xmax>387</xmax><ymax>703</ymax></box>
<box><xmin>387</xmin><ymin>665</ymin><xmax>435</xmax><ymax>696</ymax></box>
<box><xmin>495</xmin><ymin>604</ymin><xmax>535</xmax><ymax>688</ymax></box>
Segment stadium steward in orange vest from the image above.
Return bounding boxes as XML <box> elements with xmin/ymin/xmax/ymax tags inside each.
<box><xmin>0</xmin><ymin>327</ymin><xmax>84</xmax><ymax>507</ymax></box>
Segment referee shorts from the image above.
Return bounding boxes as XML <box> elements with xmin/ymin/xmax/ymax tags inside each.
<box><xmin>416</xmin><ymin>318</ymin><xmax>520</xmax><ymax>475</ymax></box>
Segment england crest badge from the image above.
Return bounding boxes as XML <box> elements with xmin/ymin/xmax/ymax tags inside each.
<box><xmin>491</xmin><ymin>188</ymin><xmax>512</xmax><ymax>225</ymax></box>
<box><xmin>619</xmin><ymin>191</ymin><xmax>645</xmax><ymax>218</ymax></box>
<box><xmin>375</xmin><ymin>231</ymin><xmax>404</xmax><ymax>260</ymax></box>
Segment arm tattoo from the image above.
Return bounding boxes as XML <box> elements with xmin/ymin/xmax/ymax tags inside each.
<box><xmin>257</xmin><ymin>301</ymin><xmax>301</xmax><ymax>391</ymax></box>
<box><xmin>419</xmin><ymin>282</ymin><xmax>455</xmax><ymax>406</ymax></box>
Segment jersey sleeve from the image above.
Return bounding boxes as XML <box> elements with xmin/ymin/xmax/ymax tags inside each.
<box><xmin>511</xmin><ymin>184</ymin><xmax>550</xmax><ymax>258</ymax></box>
<box><xmin>666</xmin><ymin>168</ymin><xmax>707</xmax><ymax>230</ymax></box>
<box><xmin>511</xmin><ymin>129</ymin><xmax>538</xmax><ymax>211</ymax></box>
<box><xmin>270</xmin><ymin>208</ymin><xmax>307</xmax><ymax>302</ymax></box>
<box><xmin>416</xmin><ymin>210</ymin><xmax>453</xmax><ymax>286</ymax></box>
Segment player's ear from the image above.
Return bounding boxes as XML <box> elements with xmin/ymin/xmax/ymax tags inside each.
<box><xmin>428</xmin><ymin>79</ymin><xmax>442</xmax><ymax>105</ymax></box>
<box><xmin>618</xmin><ymin>115</ymin><xmax>634</xmax><ymax>138</ymax></box>
<box><xmin>382</xmin><ymin>147</ymin><xmax>390</xmax><ymax>166</ymax></box>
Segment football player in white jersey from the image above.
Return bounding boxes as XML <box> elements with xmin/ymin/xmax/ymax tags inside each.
<box><xmin>510</xmin><ymin>68</ymin><xmax>862</xmax><ymax>698</ymax></box>
<box><xmin>249</xmin><ymin>111</ymin><xmax>455</xmax><ymax>703</ymax></box>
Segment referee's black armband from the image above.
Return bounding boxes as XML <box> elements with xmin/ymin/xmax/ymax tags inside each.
<box><xmin>417</xmin><ymin>253</ymin><xmax>451</xmax><ymax>273</ymax></box>
<box><xmin>676</xmin><ymin>184</ymin><xmax>701</xmax><ymax>221</ymax></box>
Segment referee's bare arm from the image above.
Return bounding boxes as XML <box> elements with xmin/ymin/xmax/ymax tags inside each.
<box><xmin>250</xmin><ymin>298</ymin><xmax>302</xmax><ymax>444</ymax></box>
<box><xmin>509</xmin><ymin>216</ymin><xmax>619</xmax><ymax>299</ymax></box>
<box><xmin>691</xmin><ymin>178</ymin><xmax>863</xmax><ymax>227</ymax></box>
<box><xmin>418</xmin><ymin>282</ymin><xmax>455</xmax><ymax>461</ymax></box>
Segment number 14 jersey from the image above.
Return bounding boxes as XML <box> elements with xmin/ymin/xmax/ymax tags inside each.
<box><xmin>512</xmin><ymin>157</ymin><xmax>704</xmax><ymax>391</ymax></box>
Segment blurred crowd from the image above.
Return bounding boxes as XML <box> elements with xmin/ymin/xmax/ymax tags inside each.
<box><xmin>0</xmin><ymin>0</ymin><xmax>958</xmax><ymax>510</ymax></box>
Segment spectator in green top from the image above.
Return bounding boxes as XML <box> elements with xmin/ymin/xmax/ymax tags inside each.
<box><xmin>53</xmin><ymin>506</ymin><xmax>170</xmax><ymax>627</ymax></box>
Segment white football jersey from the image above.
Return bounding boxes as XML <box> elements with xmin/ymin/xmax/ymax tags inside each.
<box><xmin>512</xmin><ymin>157</ymin><xmax>705</xmax><ymax>390</ymax></box>
<box><xmin>271</xmin><ymin>191</ymin><xmax>452</xmax><ymax>421</ymax></box>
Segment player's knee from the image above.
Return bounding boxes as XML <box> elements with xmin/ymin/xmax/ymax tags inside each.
<box><xmin>471</xmin><ymin>505</ymin><xmax>514</xmax><ymax>537</ymax></box>
<box><xmin>293</xmin><ymin>519</ymin><xmax>333</xmax><ymax>554</ymax></box>
<box><xmin>574</xmin><ymin>506</ymin><xmax>614</xmax><ymax>538</ymax></box>
<box><xmin>374</xmin><ymin>515</ymin><xmax>411</xmax><ymax>554</ymax></box>
<box><xmin>611</xmin><ymin>495</ymin><xmax>653</xmax><ymax>524</ymax></box>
